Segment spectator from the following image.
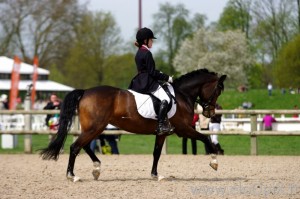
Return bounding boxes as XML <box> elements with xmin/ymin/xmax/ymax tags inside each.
<box><xmin>182</xmin><ymin>113</ymin><xmax>199</xmax><ymax>155</ymax></box>
<box><xmin>198</xmin><ymin>105</ymin><xmax>211</xmax><ymax>155</ymax></box>
<box><xmin>209</xmin><ymin>103</ymin><xmax>224</xmax><ymax>155</ymax></box>
<box><xmin>90</xmin><ymin>124</ymin><xmax>120</xmax><ymax>154</ymax></box>
<box><xmin>262</xmin><ymin>114</ymin><xmax>276</xmax><ymax>130</ymax></box>
<box><xmin>267</xmin><ymin>83</ymin><xmax>273</xmax><ymax>96</ymax></box>
<box><xmin>16</xmin><ymin>97</ymin><xmax>23</xmax><ymax>110</ymax></box>
<box><xmin>0</xmin><ymin>94</ymin><xmax>9</xmax><ymax>110</ymax></box>
<box><xmin>289</xmin><ymin>87</ymin><xmax>295</xmax><ymax>94</ymax></box>
<box><xmin>242</xmin><ymin>101</ymin><xmax>253</xmax><ymax>109</ymax></box>
<box><xmin>293</xmin><ymin>105</ymin><xmax>299</xmax><ymax>118</ymax></box>
<box><xmin>43</xmin><ymin>94</ymin><xmax>61</xmax><ymax>130</ymax></box>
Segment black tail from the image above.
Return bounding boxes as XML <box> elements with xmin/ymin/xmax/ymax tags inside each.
<box><xmin>40</xmin><ymin>89</ymin><xmax>85</xmax><ymax>160</ymax></box>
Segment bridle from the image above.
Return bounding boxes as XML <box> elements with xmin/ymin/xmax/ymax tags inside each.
<box><xmin>196</xmin><ymin>81</ymin><xmax>223</xmax><ymax>113</ymax></box>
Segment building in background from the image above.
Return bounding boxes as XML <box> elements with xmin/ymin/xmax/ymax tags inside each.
<box><xmin>0</xmin><ymin>56</ymin><xmax>74</xmax><ymax>100</ymax></box>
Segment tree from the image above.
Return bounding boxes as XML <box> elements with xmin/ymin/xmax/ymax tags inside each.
<box><xmin>217</xmin><ymin>0</ymin><xmax>252</xmax><ymax>39</ymax></box>
<box><xmin>252</xmin><ymin>0</ymin><xmax>298</xmax><ymax>60</ymax></box>
<box><xmin>0</xmin><ymin>0</ymin><xmax>84</xmax><ymax>67</ymax></box>
<box><xmin>102</xmin><ymin>53</ymin><xmax>136</xmax><ymax>89</ymax></box>
<box><xmin>191</xmin><ymin>13</ymin><xmax>207</xmax><ymax>31</ymax></box>
<box><xmin>217</xmin><ymin>0</ymin><xmax>299</xmax><ymax>87</ymax></box>
<box><xmin>297</xmin><ymin>0</ymin><xmax>300</xmax><ymax>32</ymax></box>
<box><xmin>247</xmin><ymin>63</ymin><xmax>265</xmax><ymax>88</ymax></box>
<box><xmin>173</xmin><ymin>29</ymin><xmax>253</xmax><ymax>87</ymax></box>
<box><xmin>274</xmin><ymin>34</ymin><xmax>300</xmax><ymax>88</ymax></box>
<box><xmin>61</xmin><ymin>11</ymin><xmax>121</xmax><ymax>88</ymax></box>
<box><xmin>152</xmin><ymin>2</ymin><xmax>192</xmax><ymax>74</ymax></box>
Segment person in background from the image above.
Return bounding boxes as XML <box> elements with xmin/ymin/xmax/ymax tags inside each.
<box><xmin>267</xmin><ymin>83</ymin><xmax>273</xmax><ymax>96</ymax></box>
<box><xmin>262</xmin><ymin>114</ymin><xmax>276</xmax><ymax>130</ymax></box>
<box><xmin>209</xmin><ymin>103</ymin><xmax>224</xmax><ymax>155</ymax></box>
<box><xmin>182</xmin><ymin>112</ymin><xmax>199</xmax><ymax>155</ymax></box>
<box><xmin>199</xmin><ymin>109</ymin><xmax>211</xmax><ymax>155</ymax></box>
<box><xmin>0</xmin><ymin>94</ymin><xmax>9</xmax><ymax>110</ymax></box>
<box><xmin>90</xmin><ymin>124</ymin><xmax>120</xmax><ymax>155</ymax></box>
<box><xmin>43</xmin><ymin>93</ymin><xmax>61</xmax><ymax>129</ymax></box>
<box><xmin>16</xmin><ymin>97</ymin><xmax>23</xmax><ymax>110</ymax></box>
<box><xmin>293</xmin><ymin>105</ymin><xmax>299</xmax><ymax>118</ymax></box>
<box><xmin>196</xmin><ymin>104</ymin><xmax>211</xmax><ymax>155</ymax></box>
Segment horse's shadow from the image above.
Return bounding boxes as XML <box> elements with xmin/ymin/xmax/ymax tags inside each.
<box><xmin>82</xmin><ymin>177</ymin><xmax>247</xmax><ymax>183</ymax></box>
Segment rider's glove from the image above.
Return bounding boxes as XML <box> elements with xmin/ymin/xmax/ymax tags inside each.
<box><xmin>168</xmin><ymin>76</ymin><xmax>173</xmax><ymax>83</ymax></box>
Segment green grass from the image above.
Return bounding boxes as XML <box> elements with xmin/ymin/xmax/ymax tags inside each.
<box><xmin>1</xmin><ymin>134</ymin><xmax>300</xmax><ymax>155</ymax></box>
<box><xmin>217</xmin><ymin>89</ymin><xmax>300</xmax><ymax>110</ymax></box>
<box><xmin>0</xmin><ymin>135</ymin><xmax>74</xmax><ymax>154</ymax></box>
<box><xmin>1</xmin><ymin>89</ymin><xmax>299</xmax><ymax>155</ymax></box>
<box><xmin>118</xmin><ymin>134</ymin><xmax>300</xmax><ymax>155</ymax></box>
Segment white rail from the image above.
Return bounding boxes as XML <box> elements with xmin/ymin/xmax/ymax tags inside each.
<box><xmin>1</xmin><ymin>106</ymin><xmax>300</xmax><ymax>155</ymax></box>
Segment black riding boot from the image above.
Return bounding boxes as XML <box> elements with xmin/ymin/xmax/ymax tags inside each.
<box><xmin>157</xmin><ymin>100</ymin><xmax>170</xmax><ymax>135</ymax></box>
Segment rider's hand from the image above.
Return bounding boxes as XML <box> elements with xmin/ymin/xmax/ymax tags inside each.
<box><xmin>168</xmin><ymin>76</ymin><xmax>173</xmax><ymax>83</ymax></box>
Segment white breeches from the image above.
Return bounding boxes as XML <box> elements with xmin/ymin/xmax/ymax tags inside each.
<box><xmin>151</xmin><ymin>85</ymin><xmax>170</xmax><ymax>103</ymax></box>
<box><xmin>209</xmin><ymin>123</ymin><xmax>221</xmax><ymax>144</ymax></box>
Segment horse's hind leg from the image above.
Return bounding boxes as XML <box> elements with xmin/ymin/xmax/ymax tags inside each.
<box><xmin>66</xmin><ymin>134</ymin><xmax>102</xmax><ymax>182</ymax></box>
<box><xmin>83</xmin><ymin>144</ymin><xmax>101</xmax><ymax>180</ymax></box>
<box><xmin>66</xmin><ymin>143</ymin><xmax>82</xmax><ymax>182</ymax></box>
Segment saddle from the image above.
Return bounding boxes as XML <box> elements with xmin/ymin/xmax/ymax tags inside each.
<box><xmin>128</xmin><ymin>84</ymin><xmax>177</xmax><ymax>120</ymax></box>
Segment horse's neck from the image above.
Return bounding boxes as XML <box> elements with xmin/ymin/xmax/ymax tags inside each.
<box><xmin>176</xmin><ymin>82</ymin><xmax>201</xmax><ymax>106</ymax></box>
<box><xmin>178</xmin><ymin>76</ymin><xmax>217</xmax><ymax>103</ymax></box>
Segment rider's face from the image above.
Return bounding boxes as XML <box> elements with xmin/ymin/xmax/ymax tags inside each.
<box><xmin>144</xmin><ymin>38</ymin><xmax>153</xmax><ymax>48</ymax></box>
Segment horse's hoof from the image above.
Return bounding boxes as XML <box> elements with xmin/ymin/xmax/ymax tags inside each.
<box><xmin>92</xmin><ymin>162</ymin><xmax>101</xmax><ymax>180</ymax></box>
<box><xmin>158</xmin><ymin>175</ymin><xmax>165</xmax><ymax>181</ymax></box>
<box><xmin>73</xmin><ymin>176</ymin><xmax>81</xmax><ymax>182</ymax></box>
<box><xmin>92</xmin><ymin>169</ymin><xmax>100</xmax><ymax>180</ymax></box>
<box><xmin>151</xmin><ymin>174</ymin><xmax>158</xmax><ymax>179</ymax></box>
<box><xmin>209</xmin><ymin>154</ymin><xmax>218</xmax><ymax>171</ymax></box>
<box><xmin>209</xmin><ymin>162</ymin><xmax>218</xmax><ymax>171</ymax></box>
<box><xmin>67</xmin><ymin>174</ymin><xmax>81</xmax><ymax>182</ymax></box>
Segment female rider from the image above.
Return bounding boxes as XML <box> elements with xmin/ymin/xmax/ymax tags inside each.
<box><xmin>128</xmin><ymin>27</ymin><xmax>173</xmax><ymax>135</ymax></box>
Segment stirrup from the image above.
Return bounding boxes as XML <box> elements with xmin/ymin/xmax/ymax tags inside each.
<box><xmin>156</xmin><ymin>122</ymin><xmax>175</xmax><ymax>136</ymax></box>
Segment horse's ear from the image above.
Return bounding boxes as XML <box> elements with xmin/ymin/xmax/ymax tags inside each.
<box><xmin>219</xmin><ymin>75</ymin><xmax>227</xmax><ymax>83</ymax></box>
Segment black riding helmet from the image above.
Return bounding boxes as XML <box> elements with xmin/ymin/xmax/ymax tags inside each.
<box><xmin>136</xmin><ymin>27</ymin><xmax>157</xmax><ymax>47</ymax></box>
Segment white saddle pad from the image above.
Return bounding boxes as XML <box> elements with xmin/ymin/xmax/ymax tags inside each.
<box><xmin>128</xmin><ymin>85</ymin><xmax>177</xmax><ymax>120</ymax></box>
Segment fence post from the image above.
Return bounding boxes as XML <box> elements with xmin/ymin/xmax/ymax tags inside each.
<box><xmin>250</xmin><ymin>114</ymin><xmax>257</xmax><ymax>155</ymax></box>
<box><xmin>24</xmin><ymin>93</ymin><xmax>32</xmax><ymax>153</ymax></box>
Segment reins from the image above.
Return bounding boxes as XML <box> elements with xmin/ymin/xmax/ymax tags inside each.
<box><xmin>196</xmin><ymin>81</ymin><xmax>222</xmax><ymax>110</ymax></box>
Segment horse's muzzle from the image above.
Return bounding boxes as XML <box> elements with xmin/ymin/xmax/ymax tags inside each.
<box><xmin>202</xmin><ymin>109</ymin><xmax>215</xmax><ymax>118</ymax></box>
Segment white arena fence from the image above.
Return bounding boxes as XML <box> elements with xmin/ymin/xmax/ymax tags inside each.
<box><xmin>0</xmin><ymin>109</ymin><xmax>300</xmax><ymax>155</ymax></box>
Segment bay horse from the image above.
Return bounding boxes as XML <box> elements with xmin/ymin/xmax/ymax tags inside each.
<box><xmin>41</xmin><ymin>69</ymin><xmax>226</xmax><ymax>182</ymax></box>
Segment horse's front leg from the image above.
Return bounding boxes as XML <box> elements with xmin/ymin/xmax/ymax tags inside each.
<box><xmin>190</xmin><ymin>130</ymin><xmax>219</xmax><ymax>171</ymax></box>
<box><xmin>151</xmin><ymin>134</ymin><xmax>166</xmax><ymax>179</ymax></box>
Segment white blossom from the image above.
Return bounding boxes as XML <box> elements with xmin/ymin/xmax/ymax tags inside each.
<box><xmin>173</xmin><ymin>29</ymin><xmax>253</xmax><ymax>87</ymax></box>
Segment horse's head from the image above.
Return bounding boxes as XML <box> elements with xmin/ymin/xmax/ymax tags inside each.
<box><xmin>173</xmin><ymin>69</ymin><xmax>226</xmax><ymax>118</ymax></box>
<box><xmin>199</xmin><ymin>75</ymin><xmax>226</xmax><ymax>118</ymax></box>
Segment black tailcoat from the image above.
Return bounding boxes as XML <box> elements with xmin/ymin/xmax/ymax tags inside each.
<box><xmin>128</xmin><ymin>46</ymin><xmax>169</xmax><ymax>93</ymax></box>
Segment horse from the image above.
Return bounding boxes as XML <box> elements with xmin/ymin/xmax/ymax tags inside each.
<box><xmin>41</xmin><ymin>69</ymin><xmax>226</xmax><ymax>182</ymax></box>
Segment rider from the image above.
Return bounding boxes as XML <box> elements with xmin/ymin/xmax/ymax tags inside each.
<box><xmin>128</xmin><ymin>27</ymin><xmax>173</xmax><ymax>135</ymax></box>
